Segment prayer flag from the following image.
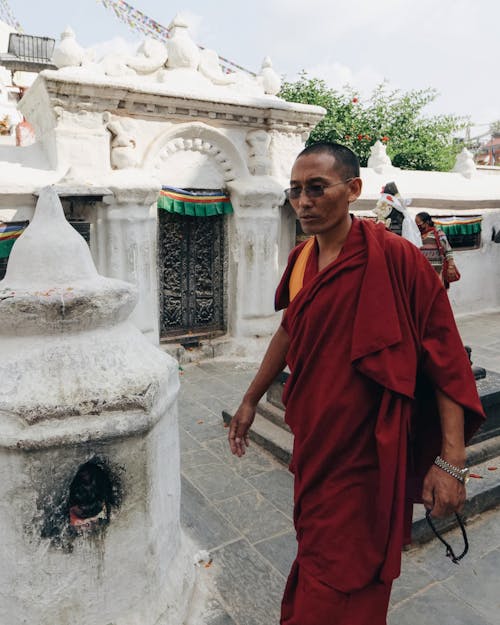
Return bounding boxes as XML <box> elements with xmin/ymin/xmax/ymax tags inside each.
<box><xmin>0</xmin><ymin>221</ymin><xmax>28</xmax><ymax>258</ymax></box>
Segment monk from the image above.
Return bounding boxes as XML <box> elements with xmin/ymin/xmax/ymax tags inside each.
<box><xmin>228</xmin><ymin>142</ymin><xmax>484</xmax><ymax>624</ymax></box>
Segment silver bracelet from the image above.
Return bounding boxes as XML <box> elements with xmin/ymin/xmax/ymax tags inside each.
<box><xmin>434</xmin><ymin>456</ymin><xmax>470</xmax><ymax>484</ymax></box>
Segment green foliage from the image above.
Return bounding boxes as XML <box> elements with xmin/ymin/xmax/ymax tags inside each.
<box><xmin>489</xmin><ymin>120</ymin><xmax>500</xmax><ymax>136</ymax></box>
<box><xmin>279</xmin><ymin>74</ymin><xmax>467</xmax><ymax>171</ymax></box>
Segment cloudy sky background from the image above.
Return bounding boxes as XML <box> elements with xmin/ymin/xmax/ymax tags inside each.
<box><xmin>7</xmin><ymin>0</ymin><xmax>499</xmax><ymax>139</ymax></box>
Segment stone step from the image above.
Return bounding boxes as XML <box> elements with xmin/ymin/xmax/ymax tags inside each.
<box><xmin>160</xmin><ymin>335</ymin><xmax>233</xmax><ymax>364</ymax></box>
<box><xmin>262</xmin><ymin>369</ymin><xmax>500</xmax><ymax>443</ymax></box>
<box><xmin>221</xmin><ymin>407</ymin><xmax>500</xmax><ymax>543</ymax></box>
<box><xmin>470</xmin><ymin>370</ymin><xmax>500</xmax><ymax>443</ymax></box>
<box><xmin>256</xmin><ymin>401</ymin><xmax>291</xmax><ymax>433</ymax></box>
<box><xmin>265</xmin><ymin>371</ymin><xmax>288</xmax><ymax>411</ymax></box>
<box><xmin>466</xmin><ymin>433</ymin><xmax>500</xmax><ymax>466</ymax></box>
<box><xmin>222</xmin><ymin>368</ymin><xmax>500</xmax><ymax>543</ymax></box>
<box><xmin>225</xmin><ymin>403</ymin><xmax>500</xmax><ymax>470</ymax></box>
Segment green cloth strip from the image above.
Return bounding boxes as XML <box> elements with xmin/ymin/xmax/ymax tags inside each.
<box><xmin>158</xmin><ymin>196</ymin><xmax>233</xmax><ymax>217</ymax></box>
<box><xmin>0</xmin><ymin>238</ymin><xmax>15</xmax><ymax>259</ymax></box>
<box><xmin>438</xmin><ymin>222</ymin><xmax>482</xmax><ymax>235</ymax></box>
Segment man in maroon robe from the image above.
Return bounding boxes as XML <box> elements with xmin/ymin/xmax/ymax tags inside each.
<box><xmin>228</xmin><ymin>142</ymin><xmax>484</xmax><ymax>624</ymax></box>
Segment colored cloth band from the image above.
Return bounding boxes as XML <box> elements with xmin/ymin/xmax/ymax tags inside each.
<box><xmin>158</xmin><ymin>186</ymin><xmax>233</xmax><ymax>217</ymax></box>
<box><xmin>433</xmin><ymin>216</ymin><xmax>482</xmax><ymax>235</ymax></box>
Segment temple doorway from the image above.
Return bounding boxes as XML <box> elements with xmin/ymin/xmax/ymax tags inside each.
<box><xmin>158</xmin><ymin>188</ymin><xmax>230</xmax><ymax>341</ymax></box>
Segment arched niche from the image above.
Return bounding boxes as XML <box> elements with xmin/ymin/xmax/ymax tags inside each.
<box><xmin>142</xmin><ymin>122</ymin><xmax>249</xmax><ymax>188</ymax></box>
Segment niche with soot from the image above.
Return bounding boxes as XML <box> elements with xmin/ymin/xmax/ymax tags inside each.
<box><xmin>68</xmin><ymin>460</ymin><xmax>115</xmax><ymax>530</ymax></box>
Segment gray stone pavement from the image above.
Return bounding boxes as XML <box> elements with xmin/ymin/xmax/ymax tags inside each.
<box><xmin>177</xmin><ymin>311</ymin><xmax>500</xmax><ymax>625</ymax></box>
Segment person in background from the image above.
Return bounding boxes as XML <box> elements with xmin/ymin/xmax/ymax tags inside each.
<box><xmin>228</xmin><ymin>142</ymin><xmax>484</xmax><ymax>625</ymax></box>
<box><xmin>415</xmin><ymin>211</ymin><xmax>457</xmax><ymax>287</ymax></box>
<box><xmin>373</xmin><ymin>181</ymin><xmax>422</xmax><ymax>247</ymax></box>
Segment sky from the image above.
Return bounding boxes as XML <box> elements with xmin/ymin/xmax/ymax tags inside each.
<box><xmin>5</xmin><ymin>0</ymin><xmax>499</xmax><ymax>140</ymax></box>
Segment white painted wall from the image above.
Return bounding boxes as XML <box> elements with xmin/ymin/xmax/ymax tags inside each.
<box><xmin>448</xmin><ymin>210</ymin><xmax>500</xmax><ymax>315</ymax></box>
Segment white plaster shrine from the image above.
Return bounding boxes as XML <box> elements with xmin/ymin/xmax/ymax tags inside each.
<box><xmin>0</xmin><ymin>186</ymin><xmax>197</xmax><ymax>625</ymax></box>
<box><xmin>0</xmin><ymin>17</ymin><xmax>499</xmax><ymax>358</ymax></box>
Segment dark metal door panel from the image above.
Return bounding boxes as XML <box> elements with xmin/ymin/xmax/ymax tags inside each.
<box><xmin>159</xmin><ymin>211</ymin><xmax>224</xmax><ymax>337</ymax></box>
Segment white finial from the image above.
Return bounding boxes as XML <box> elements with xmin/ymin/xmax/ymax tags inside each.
<box><xmin>260</xmin><ymin>56</ymin><xmax>281</xmax><ymax>95</ymax></box>
<box><xmin>52</xmin><ymin>25</ymin><xmax>85</xmax><ymax>68</ymax></box>
<box><xmin>367</xmin><ymin>140</ymin><xmax>392</xmax><ymax>172</ymax></box>
<box><xmin>60</xmin><ymin>26</ymin><xmax>75</xmax><ymax>40</ymax></box>
<box><xmin>453</xmin><ymin>147</ymin><xmax>476</xmax><ymax>178</ymax></box>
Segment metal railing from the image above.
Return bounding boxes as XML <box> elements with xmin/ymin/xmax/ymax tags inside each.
<box><xmin>7</xmin><ymin>33</ymin><xmax>55</xmax><ymax>63</ymax></box>
<box><xmin>0</xmin><ymin>33</ymin><xmax>56</xmax><ymax>73</ymax></box>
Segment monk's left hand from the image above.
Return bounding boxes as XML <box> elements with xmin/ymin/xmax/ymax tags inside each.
<box><xmin>422</xmin><ymin>465</ymin><xmax>466</xmax><ymax>519</ymax></box>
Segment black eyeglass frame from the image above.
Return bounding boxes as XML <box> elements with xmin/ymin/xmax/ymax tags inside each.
<box><xmin>425</xmin><ymin>509</ymin><xmax>469</xmax><ymax>565</ymax></box>
<box><xmin>284</xmin><ymin>178</ymin><xmax>355</xmax><ymax>202</ymax></box>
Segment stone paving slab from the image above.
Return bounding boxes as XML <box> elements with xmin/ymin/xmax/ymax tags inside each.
<box><xmin>204</xmin><ymin>437</ymin><xmax>278</xmax><ymax>479</ymax></box>
<box><xmin>247</xmin><ymin>469</ymin><xmax>294</xmax><ymax>519</ymax></box>
<box><xmin>388</xmin><ymin>582</ymin><xmax>493</xmax><ymax>625</ymax></box>
<box><xmin>183</xmin><ymin>461</ymin><xmax>255</xmax><ymax>503</ymax></box>
<box><xmin>209</xmin><ymin>538</ymin><xmax>286</xmax><ymax>625</ymax></box>
<box><xmin>181</xmin><ymin>476</ymin><xmax>240</xmax><ymax>551</ymax></box>
<box><xmin>388</xmin><ymin>559</ymin><xmax>435</xmax><ymax>606</ymax></box>
<box><xmin>202</xmin><ymin>598</ymin><xmax>239</xmax><ymax>625</ymax></box>
<box><xmin>442</xmin><ymin>548</ymin><xmax>500</xmax><ymax>623</ymax></box>
<box><xmin>253</xmin><ymin>530</ymin><xmax>297</xmax><ymax>578</ymax></box>
<box><xmin>214</xmin><ymin>491</ymin><xmax>291</xmax><ymax>545</ymax></box>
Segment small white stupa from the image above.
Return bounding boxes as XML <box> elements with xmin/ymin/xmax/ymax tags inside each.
<box><xmin>0</xmin><ymin>187</ymin><xmax>196</xmax><ymax>625</ymax></box>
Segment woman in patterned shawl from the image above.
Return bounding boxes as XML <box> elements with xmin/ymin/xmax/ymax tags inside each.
<box><xmin>415</xmin><ymin>212</ymin><xmax>456</xmax><ymax>287</ymax></box>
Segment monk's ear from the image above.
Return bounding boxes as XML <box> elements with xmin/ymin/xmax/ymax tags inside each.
<box><xmin>347</xmin><ymin>177</ymin><xmax>362</xmax><ymax>203</ymax></box>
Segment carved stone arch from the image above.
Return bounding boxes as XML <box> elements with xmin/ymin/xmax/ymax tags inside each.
<box><xmin>142</xmin><ymin>122</ymin><xmax>248</xmax><ymax>183</ymax></box>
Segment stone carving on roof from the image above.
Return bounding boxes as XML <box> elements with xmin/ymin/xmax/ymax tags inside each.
<box><xmin>124</xmin><ymin>38</ymin><xmax>168</xmax><ymax>75</ymax></box>
<box><xmin>50</xmin><ymin>15</ymin><xmax>282</xmax><ymax>98</ymax></box>
<box><xmin>166</xmin><ymin>15</ymin><xmax>199</xmax><ymax>70</ymax></box>
<box><xmin>258</xmin><ymin>57</ymin><xmax>281</xmax><ymax>96</ymax></box>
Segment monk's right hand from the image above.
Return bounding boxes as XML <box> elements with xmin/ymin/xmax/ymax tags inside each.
<box><xmin>228</xmin><ymin>401</ymin><xmax>255</xmax><ymax>457</ymax></box>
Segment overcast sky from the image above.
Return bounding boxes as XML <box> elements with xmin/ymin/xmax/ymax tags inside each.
<box><xmin>7</xmin><ymin>0</ymin><xmax>499</xmax><ymax>139</ymax></box>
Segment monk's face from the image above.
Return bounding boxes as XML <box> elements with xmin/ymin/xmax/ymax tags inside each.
<box><xmin>289</xmin><ymin>152</ymin><xmax>362</xmax><ymax>236</ymax></box>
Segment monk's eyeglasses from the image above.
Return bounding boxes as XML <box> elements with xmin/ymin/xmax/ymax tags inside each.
<box><xmin>285</xmin><ymin>178</ymin><xmax>354</xmax><ymax>202</ymax></box>
<box><xmin>425</xmin><ymin>509</ymin><xmax>469</xmax><ymax>564</ymax></box>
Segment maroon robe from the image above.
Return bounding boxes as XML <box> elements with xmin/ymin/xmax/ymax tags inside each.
<box><xmin>275</xmin><ymin>218</ymin><xmax>484</xmax><ymax>618</ymax></box>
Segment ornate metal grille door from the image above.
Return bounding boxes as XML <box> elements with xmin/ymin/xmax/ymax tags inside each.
<box><xmin>159</xmin><ymin>210</ymin><xmax>225</xmax><ymax>337</ymax></box>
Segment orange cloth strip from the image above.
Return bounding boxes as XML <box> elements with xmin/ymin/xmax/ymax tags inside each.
<box><xmin>289</xmin><ymin>237</ymin><xmax>315</xmax><ymax>302</ymax></box>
